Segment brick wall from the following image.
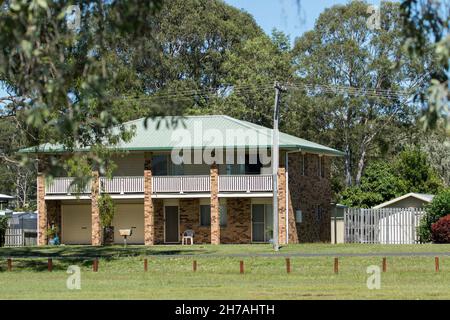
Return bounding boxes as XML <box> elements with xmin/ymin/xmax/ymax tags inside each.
<box><xmin>221</xmin><ymin>198</ymin><xmax>252</xmax><ymax>244</ymax></box>
<box><xmin>154</xmin><ymin>199</ymin><xmax>165</xmax><ymax>244</ymax></box>
<box><xmin>287</xmin><ymin>153</ymin><xmax>332</xmax><ymax>243</ymax></box>
<box><xmin>179</xmin><ymin>199</ymin><xmax>210</xmax><ymax>243</ymax></box>
<box><xmin>153</xmin><ymin>198</ymin><xmax>253</xmax><ymax>244</ymax></box>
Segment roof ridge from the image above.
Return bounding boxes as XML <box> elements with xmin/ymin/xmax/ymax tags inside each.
<box><xmin>123</xmin><ymin>114</ymin><xmax>231</xmax><ymax>125</ymax></box>
<box><xmin>221</xmin><ymin>115</ymin><xmax>273</xmax><ymax>139</ymax></box>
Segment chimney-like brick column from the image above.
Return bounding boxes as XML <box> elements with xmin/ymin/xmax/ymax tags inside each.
<box><xmin>37</xmin><ymin>170</ymin><xmax>47</xmax><ymax>246</ymax></box>
<box><xmin>144</xmin><ymin>152</ymin><xmax>155</xmax><ymax>245</ymax></box>
<box><xmin>91</xmin><ymin>170</ymin><xmax>101</xmax><ymax>246</ymax></box>
<box><xmin>210</xmin><ymin>163</ymin><xmax>220</xmax><ymax>244</ymax></box>
<box><xmin>277</xmin><ymin>167</ymin><xmax>287</xmax><ymax>244</ymax></box>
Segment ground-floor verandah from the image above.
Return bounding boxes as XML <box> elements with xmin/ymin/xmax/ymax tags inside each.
<box><xmin>43</xmin><ymin>197</ymin><xmax>283</xmax><ymax>245</ymax></box>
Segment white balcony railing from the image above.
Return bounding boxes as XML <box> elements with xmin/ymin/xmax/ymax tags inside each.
<box><xmin>46</xmin><ymin>175</ymin><xmax>273</xmax><ymax>195</ymax></box>
<box><xmin>218</xmin><ymin>175</ymin><xmax>272</xmax><ymax>193</ymax></box>
<box><xmin>100</xmin><ymin>176</ymin><xmax>144</xmax><ymax>194</ymax></box>
<box><xmin>152</xmin><ymin>175</ymin><xmax>210</xmax><ymax>193</ymax></box>
<box><xmin>45</xmin><ymin>177</ymin><xmax>91</xmax><ymax>195</ymax></box>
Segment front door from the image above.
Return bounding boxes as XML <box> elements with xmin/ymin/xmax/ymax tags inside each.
<box><xmin>165</xmin><ymin>206</ymin><xmax>179</xmax><ymax>243</ymax></box>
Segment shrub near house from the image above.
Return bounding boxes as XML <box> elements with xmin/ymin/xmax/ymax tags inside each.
<box><xmin>418</xmin><ymin>188</ymin><xmax>450</xmax><ymax>242</ymax></box>
<box><xmin>431</xmin><ymin>215</ymin><xmax>450</xmax><ymax>243</ymax></box>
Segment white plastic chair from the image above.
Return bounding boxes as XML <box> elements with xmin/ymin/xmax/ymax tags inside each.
<box><xmin>182</xmin><ymin>229</ymin><xmax>194</xmax><ymax>245</ymax></box>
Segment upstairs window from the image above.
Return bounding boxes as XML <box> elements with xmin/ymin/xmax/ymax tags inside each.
<box><xmin>318</xmin><ymin>156</ymin><xmax>325</xmax><ymax>178</ymax></box>
<box><xmin>301</xmin><ymin>154</ymin><xmax>307</xmax><ymax>176</ymax></box>
<box><xmin>153</xmin><ymin>155</ymin><xmax>168</xmax><ymax>176</ymax></box>
<box><xmin>152</xmin><ymin>154</ymin><xmax>184</xmax><ymax>176</ymax></box>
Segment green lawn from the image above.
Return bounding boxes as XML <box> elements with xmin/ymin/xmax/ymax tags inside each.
<box><xmin>1</xmin><ymin>244</ymin><xmax>450</xmax><ymax>299</ymax></box>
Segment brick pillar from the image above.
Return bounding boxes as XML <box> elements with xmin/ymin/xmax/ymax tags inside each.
<box><xmin>37</xmin><ymin>172</ymin><xmax>47</xmax><ymax>246</ymax></box>
<box><xmin>210</xmin><ymin>163</ymin><xmax>220</xmax><ymax>244</ymax></box>
<box><xmin>144</xmin><ymin>152</ymin><xmax>155</xmax><ymax>245</ymax></box>
<box><xmin>277</xmin><ymin>167</ymin><xmax>287</xmax><ymax>244</ymax></box>
<box><xmin>91</xmin><ymin>170</ymin><xmax>101</xmax><ymax>246</ymax></box>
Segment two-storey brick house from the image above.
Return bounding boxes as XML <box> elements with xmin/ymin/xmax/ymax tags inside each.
<box><xmin>24</xmin><ymin>115</ymin><xmax>343</xmax><ymax>245</ymax></box>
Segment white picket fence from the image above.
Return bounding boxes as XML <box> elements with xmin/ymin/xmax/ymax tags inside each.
<box><xmin>344</xmin><ymin>208</ymin><xmax>426</xmax><ymax>244</ymax></box>
<box><xmin>4</xmin><ymin>228</ymin><xmax>37</xmax><ymax>247</ymax></box>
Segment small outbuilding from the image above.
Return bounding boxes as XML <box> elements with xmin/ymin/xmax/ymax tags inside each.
<box><xmin>373</xmin><ymin>193</ymin><xmax>434</xmax><ymax>209</ymax></box>
<box><xmin>331</xmin><ymin>204</ymin><xmax>347</xmax><ymax>244</ymax></box>
<box><xmin>0</xmin><ymin>194</ymin><xmax>14</xmax><ymax>212</ymax></box>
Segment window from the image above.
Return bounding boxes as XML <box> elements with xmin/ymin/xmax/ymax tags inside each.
<box><xmin>245</xmin><ymin>154</ymin><xmax>262</xmax><ymax>174</ymax></box>
<box><xmin>226</xmin><ymin>164</ymin><xmax>245</xmax><ymax>175</ymax></box>
<box><xmin>317</xmin><ymin>155</ymin><xmax>321</xmax><ymax>177</ymax></box>
<box><xmin>320</xmin><ymin>156</ymin><xmax>325</xmax><ymax>178</ymax></box>
<box><xmin>200</xmin><ymin>205</ymin><xmax>211</xmax><ymax>226</ymax></box>
<box><xmin>315</xmin><ymin>205</ymin><xmax>324</xmax><ymax>222</ymax></box>
<box><xmin>219</xmin><ymin>205</ymin><xmax>227</xmax><ymax>227</ymax></box>
<box><xmin>169</xmin><ymin>161</ymin><xmax>184</xmax><ymax>176</ymax></box>
<box><xmin>200</xmin><ymin>204</ymin><xmax>227</xmax><ymax>227</ymax></box>
<box><xmin>153</xmin><ymin>155</ymin><xmax>168</xmax><ymax>176</ymax></box>
<box><xmin>153</xmin><ymin>154</ymin><xmax>184</xmax><ymax>176</ymax></box>
<box><xmin>318</xmin><ymin>156</ymin><xmax>325</xmax><ymax>178</ymax></box>
<box><xmin>301</xmin><ymin>154</ymin><xmax>307</xmax><ymax>176</ymax></box>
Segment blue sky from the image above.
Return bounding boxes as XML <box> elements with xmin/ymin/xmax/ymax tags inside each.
<box><xmin>0</xmin><ymin>0</ymin><xmax>384</xmax><ymax>98</ymax></box>
<box><xmin>224</xmin><ymin>0</ymin><xmax>383</xmax><ymax>44</ymax></box>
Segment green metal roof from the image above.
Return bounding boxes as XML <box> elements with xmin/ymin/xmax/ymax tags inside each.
<box><xmin>19</xmin><ymin>115</ymin><xmax>344</xmax><ymax>156</ymax></box>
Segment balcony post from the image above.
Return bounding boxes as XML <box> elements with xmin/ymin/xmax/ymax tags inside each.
<box><xmin>277</xmin><ymin>167</ymin><xmax>287</xmax><ymax>245</ymax></box>
<box><xmin>210</xmin><ymin>163</ymin><xmax>220</xmax><ymax>244</ymax></box>
<box><xmin>37</xmin><ymin>157</ymin><xmax>47</xmax><ymax>246</ymax></box>
<box><xmin>91</xmin><ymin>170</ymin><xmax>102</xmax><ymax>246</ymax></box>
<box><xmin>180</xmin><ymin>176</ymin><xmax>184</xmax><ymax>194</ymax></box>
<box><xmin>144</xmin><ymin>152</ymin><xmax>155</xmax><ymax>245</ymax></box>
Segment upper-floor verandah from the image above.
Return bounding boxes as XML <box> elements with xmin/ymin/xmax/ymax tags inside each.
<box><xmin>44</xmin><ymin>150</ymin><xmax>277</xmax><ymax>197</ymax></box>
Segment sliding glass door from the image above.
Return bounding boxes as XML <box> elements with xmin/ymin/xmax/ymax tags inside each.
<box><xmin>252</xmin><ymin>204</ymin><xmax>273</xmax><ymax>242</ymax></box>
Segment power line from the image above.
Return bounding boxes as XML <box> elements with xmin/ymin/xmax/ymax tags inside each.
<box><xmin>114</xmin><ymin>81</ymin><xmax>420</xmax><ymax>104</ymax></box>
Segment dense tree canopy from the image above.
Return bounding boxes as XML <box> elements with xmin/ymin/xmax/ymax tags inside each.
<box><xmin>401</xmin><ymin>0</ymin><xmax>449</xmax><ymax>134</ymax></box>
<box><xmin>341</xmin><ymin>149</ymin><xmax>443</xmax><ymax>208</ymax></box>
<box><xmin>290</xmin><ymin>1</ymin><xmax>430</xmax><ymax>187</ymax></box>
<box><xmin>0</xmin><ymin>0</ymin><xmax>447</xmax><ymax>210</ymax></box>
<box><xmin>0</xmin><ymin>0</ymin><xmax>164</xmax><ymax>182</ymax></box>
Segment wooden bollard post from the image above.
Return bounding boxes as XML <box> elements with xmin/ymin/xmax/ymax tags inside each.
<box><xmin>93</xmin><ymin>258</ymin><xmax>99</xmax><ymax>272</ymax></box>
<box><xmin>286</xmin><ymin>258</ymin><xmax>291</xmax><ymax>274</ymax></box>
<box><xmin>435</xmin><ymin>257</ymin><xmax>439</xmax><ymax>272</ymax></box>
<box><xmin>382</xmin><ymin>257</ymin><xmax>387</xmax><ymax>272</ymax></box>
<box><xmin>334</xmin><ymin>257</ymin><xmax>339</xmax><ymax>274</ymax></box>
<box><xmin>48</xmin><ymin>258</ymin><xmax>53</xmax><ymax>272</ymax></box>
<box><xmin>7</xmin><ymin>258</ymin><xmax>12</xmax><ymax>271</ymax></box>
<box><xmin>240</xmin><ymin>260</ymin><xmax>244</xmax><ymax>274</ymax></box>
<box><xmin>193</xmin><ymin>260</ymin><xmax>197</xmax><ymax>272</ymax></box>
<box><xmin>144</xmin><ymin>259</ymin><xmax>148</xmax><ymax>272</ymax></box>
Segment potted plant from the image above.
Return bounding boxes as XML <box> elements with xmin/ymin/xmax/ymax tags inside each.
<box><xmin>99</xmin><ymin>193</ymin><xmax>115</xmax><ymax>245</ymax></box>
<box><xmin>266</xmin><ymin>226</ymin><xmax>274</xmax><ymax>244</ymax></box>
<box><xmin>46</xmin><ymin>224</ymin><xmax>60</xmax><ymax>245</ymax></box>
